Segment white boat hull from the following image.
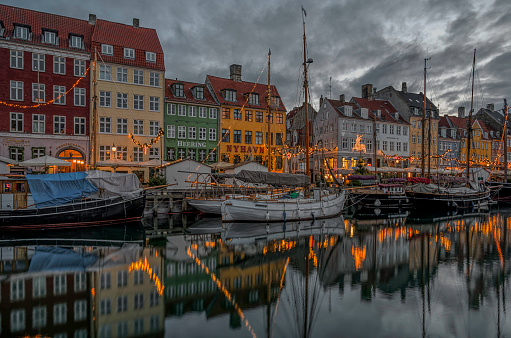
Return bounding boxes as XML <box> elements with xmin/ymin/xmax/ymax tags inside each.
<box><xmin>221</xmin><ymin>191</ymin><xmax>346</xmax><ymax>222</ymax></box>
<box><xmin>186</xmin><ymin>198</ymin><xmax>223</xmax><ymax>214</ymax></box>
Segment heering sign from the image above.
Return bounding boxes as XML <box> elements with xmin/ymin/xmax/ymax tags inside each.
<box><xmin>177</xmin><ymin>141</ymin><xmax>207</xmax><ymax>148</ymax></box>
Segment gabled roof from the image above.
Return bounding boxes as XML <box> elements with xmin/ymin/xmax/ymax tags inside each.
<box><xmin>439</xmin><ymin>116</ymin><xmax>451</xmax><ymax>128</ymax></box>
<box><xmin>206</xmin><ymin>75</ymin><xmax>286</xmax><ymax>112</ymax></box>
<box><xmin>325</xmin><ymin>99</ymin><xmax>358</xmax><ymax>117</ymax></box>
<box><xmin>91</xmin><ymin>19</ymin><xmax>164</xmax><ymax>70</ymax></box>
<box><xmin>165</xmin><ymin>79</ymin><xmax>218</xmax><ymax>106</ymax></box>
<box><xmin>446</xmin><ymin>116</ymin><xmax>467</xmax><ymax>130</ymax></box>
<box><xmin>351</xmin><ymin>97</ymin><xmax>408</xmax><ymax>124</ymax></box>
<box><xmin>396</xmin><ymin>91</ymin><xmax>437</xmax><ymax>111</ymax></box>
<box><xmin>0</xmin><ymin>4</ymin><xmax>93</xmax><ymax>52</ymax></box>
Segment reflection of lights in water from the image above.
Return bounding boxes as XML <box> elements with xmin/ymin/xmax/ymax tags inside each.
<box><xmin>129</xmin><ymin>257</ymin><xmax>164</xmax><ymax>296</ymax></box>
<box><xmin>308</xmin><ymin>236</ymin><xmax>319</xmax><ymax>268</ymax></box>
<box><xmin>186</xmin><ymin>246</ymin><xmax>257</xmax><ymax>338</ymax></box>
<box><xmin>272</xmin><ymin>258</ymin><xmax>290</xmax><ymax>323</ymax></box>
<box><xmin>352</xmin><ymin>245</ymin><xmax>367</xmax><ymax>271</ymax></box>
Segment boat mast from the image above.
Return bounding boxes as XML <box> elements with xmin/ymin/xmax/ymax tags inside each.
<box><xmin>504</xmin><ymin>99</ymin><xmax>508</xmax><ymax>181</ymax></box>
<box><xmin>421</xmin><ymin>58</ymin><xmax>430</xmax><ymax>177</ymax></box>
<box><xmin>302</xmin><ymin>6</ymin><xmax>310</xmax><ymax>179</ymax></box>
<box><xmin>466</xmin><ymin>49</ymin><xmax>476</xmax><ymax>181</ymax></box>
<box><xmin>427</xmin><ymin>61</ymin><xmax>432</xmax><ymax>178</ymax></box>
<box><xmin>91</xmin><ymin>49</ymin><xmax>98</xmax><ymax>169</ymax></box>
<box><xmin>373</xmin><ymin>113</ymin><xmax>377</xmax><ymax>182</ymax></box>
<box><xmin>267</xmin><ymin>49</ymin><xmax>272</xmax><ymax>172</ymax></box>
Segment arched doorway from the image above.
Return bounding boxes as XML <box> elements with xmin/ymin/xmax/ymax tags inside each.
<box><xmin>57</xmin><ymin>148</ymin><xmax>85</xmax><ymax>172</ymax></box>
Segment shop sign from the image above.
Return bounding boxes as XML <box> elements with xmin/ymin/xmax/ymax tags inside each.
<box><xmin>226</xmin><ymin>145</ymin><xmax>266</xmax><ymax>153</ymax></box>
<box><xmin>177</xmin><ymin>141</ymin><xmax>207</xmax><ymax>148</ymax></box>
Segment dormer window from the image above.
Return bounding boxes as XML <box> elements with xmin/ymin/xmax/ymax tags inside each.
<box><xmin>173</xmin><ymin>83</ymin><xmax>184</xmax><ymax>97</ymax></box>
<box><xmin>14</xmin><ymin>24</ymin><xmax>31</xmax><ymax>40</ymax></box>
<box><xmin>145</xmin><ymin>51</ymin><xmax>156</xmax><ymax>63</ymax></box>
<box><xmin>123</xmin><ymin>48</ymin><xmax>135</xmax><ymax>60</ymax></box>
<box><xmin>101</xmin><ymin>44</ymin><xmax>113</xmax><ymax>56</ymax></box>
<box><xmin>42</xmin><ymin>29</ymin><xmax>58</xmax><ymax>45</ymax></box>
<box><xmin>69</xmin><ymin>34</ymin><xmax>84</xmax><ymax>49</ymax></box>
<box><xmin>451</xmin><ymin>130</ymin><xmax>456</xmax><ymax>138</ymax></box>
<box><xmin>270</xmin><ymin>96</ymin><xmax>280</xmax><ymax>108</ymax></box>
<box><xmin>223</xmin><ymin>89</ymin><xmax>237</xmax><ymax>102</ymax></box>
<box><xmin>0</xmin><ymin>21</ymin><xmax>5</xmax><ymax>37</ymax></box>
<box><xmin>194</xmin><ymin>86</ymin><xmax>204</xmax><ymax>100</ymax></box>
<box><xmin>248</xmin><ymin>93</ymin><xmax>259</xmax><ymax>105</ymax></box>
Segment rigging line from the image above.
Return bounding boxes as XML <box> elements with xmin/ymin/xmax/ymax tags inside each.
<box><xmin>96</xmin><ymin>51</ymin><xmax>153</xmax><ymax>144</ymax></box>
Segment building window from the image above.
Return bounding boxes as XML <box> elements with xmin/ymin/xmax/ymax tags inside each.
<box><xmin>209</xmin><ymin>108</ymin><xmax>217</xmax><ymax>119</ymax></box>
<box><xmin>188</xmin><ymin>149</ymin><xmax>196</xmax><ymax>160</ymax></box>
<box><xmin>222</xmin><ymin>107</ymin><xmax>230</xmax><ymax>119</ymax></box>
<box><xmin>167</xmin><ymin>104</ymin><xmax>176</xmax><ymax>115</ymax></box>
<box><xmin>167</xmin><ymin>125</ymin><xmax>176</xmax><ymax>138</ymax></box>
<box><xmin>403</xmin><ymin>127</ymin><xmax>408</xmax><ymax>136</ymax></box>
<box><xmin>178</xmin><ymin>126</ymin><xmax>186</xmax><ymax>139</ymax></box>
<box><xmin>101</xmin><ymin>44</ymin><xmax>113</xmax><ymax>55</ymax></box>
<box><xmin>33</xmin><ymin>114</ymin><xmax>45</xmax><ymax>133</ymax></box>
<box><xmin>74</xmin><ymin>59</ymin><xmax>86</xmax><ymax>76</ymax></box>
<box><xmin>134</xmin><ymin>293</ymin><xmax>144</xmax><ymax>309</ymax></box>
<box><xmin>178</xmin><ymin>148</ymin><xmax>186</xmax><ymax>159</ymax></box>
<box><xmin>396</xmin><ymin>126</ymin><xmax>402</xmax><ymax>135</ymax></box>
<box><xmin>199</xmin><ymin>107</ymin><xmax>207</xmax><ymax>118</ymax></box>
<box><xmin>99</xmin><ymin>91</ymin><xmax>111</xmax><ymax>107</ymax></box>
<box><xmin>185</xmin><ymin>106</ymin><xmax>195</xmax><ymax>117</ymax></box>
<box><xmin>146</xmin><ymin>51</ymin><xmax>156</xmax><ymax>63</ymax></box>
<box><xmin>117</xmin><ymin>118</ymin><xmax>128</xmax><ymax>134</ymax></box>
<box><xmin>32</xmin><ymin>83</ymin><xmax>45</xmax><ymax>102</ymax></box>
<box><xmin>234</xmin><ymin>109</ymin><xmax>241</xmax><ymax>120</ymax></box>
<box><xmin>99</xmin><ymin>65</ymin><xmax>111</xmax><ymax>80</ymax></box>
<box><xmin>33</xmin><ymin>306</ymin><xmax>47</xmax><ymax>328</ymax></box>
<box><xmin>133</xmin><ymin>69</ymin><xmax>144</xmax><ymax>84</ymax></box>
<box><xmin>188</xmin><ymin>127</ymin><xmax>196</xmax><ymax>139</ymax></box>
<box><xmin>53</xmin><ymin>85</ymin><xmax>66</xmax><ymax>105</ymax></box>
<box><xmin>14</xmin><ymin>25</ymin><xmax>30</xmax><ymax>40</ymax></box>
<box><xmin>54</xmin><ymin>303</ymin><xmax>67</xmax><ymax>325</ymax></box>
<box><xmin>149</xmin><ymin>97</ymin><xmax>160</xmax><ymax>112</ymax></box>
<box><xmin>43</xmin><ymin>30</ymin><xmax>57</xmax><ymax>45</ymax></box>
<box><xmin>209</xmin><ymin>150</ymin><xmax>217</xmax><ymax>162</ymax></box>
<box><xmin>232</xmin><ymin>130</ymin><xmax>241</xmax><ymax>143</ymax></box>
<box><xmin>224</xmin><ymin>89</ymin><xmax>236</xmax><ymax>102</ymax></box>
<box><xmin>9</xmin><ymin>147</ymin><xmax>24</xmax><ymax>162</ymax></box>
<box><xmin>11</xmin><ymin>309</ymin><xmax>25</xmax><ymax>332</ymax></box>
<box><xmin>53</xmin><ymin>116</ymin><xmax>65</xmax><ymax>134</ymax></box>
<box><xmin>222</xmin><ymin>129</ymin><xmax>230</xmax><ymax>142</ymax></box>
<box><xmin>245</xmin><ymin>131</ymin><xmax>252</xmax><ymax>144</ymax></box>
<box><xmin>54</xmin><ymin>274</ymin><xmax>66</xmax><ymax>295</ymax></box>
<box><xmin>10</xmin><ymin>81</ymin><xmax>24</xmax><ymax>101</ymax></box>
<box><xmin>11</xmin><ymin>279</ymin><xmax>25</xmax><ymax>301</ymax></box>
<box><xmin>117</xmin><ymin>296</ymin><xmax>128</xmax><ymax>313</ymax></box>
<box><xmin>199</xmin><ymin>149</ymin><xmax>206</xmax><ymax>161</ymax></box>
<box><xmin>99</xmin><ymin>117</ymin><xmax>111</xmax><ymax>133</ymax></box>
<box><xmin>149</xmin><ymin>121</ymin><xmax>160</xmax><ymax>136</ymax></box>
<box><xmin>133</xmin><ymin>94</ymin><xmax>144</xmax><ymax>110</ymax></box>
<box><xmin>178</xmin><ymin>105</ymin><xmax>186</xmax><ymax>116</ymax></box>
<box><xmin>74</xmin><ymin>88</ymin><xmax>86</xmax><ymax>106</ymax></box>
<box><xmin>53</xmin><ymin>56</ymin><xmax>66</xmax><ymax>74</ymax></box>
<box><xmin>173</xmin><ymin>83</ymin><xmax>184</xmax><ymax>97</ymax></box>
<box><xmin>276</xmin><ymin>113</ymin><xmax>283</xmax><ymax>124</ymax></box>
<box><xmin>133</xmin><ymin>147</ymin><xmax>144</xmax><ymax>162</ymax></box>
<box><xmin>69</xmin><ymin>35</ymin><xmax>84</xmax><ymax>49</ymax></box>
<box><xmin>149</xmin><ymin>72</ymin><xmax>160</xmax><ymax>86</ymax></box>
<box><xmin>74</xmin><ymin>300</ymin><xmax>86</xmax><ymax>321</ymax></box>
<box><xmin>124</xmin><ymin>48</ymin><xmax>135</xmax><ymax>59</ymax></box>
<box><xmin>117</xmin><ymin>67</ymin><xmax>128</xmax><ymax>82</ymax></box>
<box><xmin>199</xmin><ymin>127</ymin><xmax>207</xmax><ymax>140</ymax></box>
<box><xmin>75</xmin><ymin>272</ymin><xmax>86</xmax><ymax>292</ymax></box>
<box><xmin>256</xmin><ymin>111</ymin><xmax>263</xmax><ymax>122</ymax></box>
<box><xmin>255</xmin><ymin>132</ymin><xmax>263</xmax><ymax>144</ymax></box>
<box><xmin>117</xmin><ymin>93</ymin><xmax>128</xmax><ymax>109</ymax></box>
<box><xmin>32</xmin><ymin>53</ymin><xmax>44</xmax><ymax>71</ymax></box>
<box><xmin>99</xmin><ymin>145</ymin><xmax>111</xmax><ymax>161</ymax></box>
<box><xmin>209</xmin><ymin>128</ymin><xmax>216</xmax><ymax>141</ymax></box>
<box><xmin>133</xmin><ymin>120</ymin><xmax>144</xmax><ymax>135</ymax></box>
<box><xmin>271</xmin><ymin>96</ymin><xmax>281</xmax><ymax>108</ymax></box>
<box><xmin>195</xmin><ymin>86</ymin><xmax>204</xmax><ymax>99</ymax></box>
<box><xmin>74</xmin><ymin>117</ymin><xmax>86</xmax><ymax>135</ymax></box>
<box><xmin>276</xmin><ymin>133</ymin><xmax>283</xmax><ymax>145</ymax></box>
<box><xmin>167</xmin><ymin>148</ymin><xmax>176</xmax><ymax>161</ymax></box>
<box><xmin>10</xmin><ymin>50</ymin><xmax>23</xmax><ymax>69</ymax></box>
<box><xmin>100</xmin><ymin>299</ymin><xmax>111</xmax><ymax>315</ymax></box>
<box><xmin>248</xmin><ymin>93</ymin><xmax>259</xmax><ymax>105</ymax></box>
<box><xmin>266</xmin><ymin>113</ymin><xmax>273</xmax><ymax>123</ymax></box>
<box><xmin>389</xmin><ymin>125</ymin><xmax>394</xmax><ymax>134</ymax></box>
<box><xmin>245</xmin><ymin>110</ymin><xmax>253</xmax><ymax>122</ymax></box>
<box><xmin>134</xmin><ymin>319</ymin><xmax>144</xmax><ymax>335</ymax></box>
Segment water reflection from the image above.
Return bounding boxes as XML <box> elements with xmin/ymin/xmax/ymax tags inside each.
<box><xmin>1</xmin><ymin>212</ymin><xmax>511</xmax><ymax>337</ymax></box>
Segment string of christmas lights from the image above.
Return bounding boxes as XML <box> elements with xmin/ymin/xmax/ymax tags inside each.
<box><xmin>129</xmin><ymin>128</ymin><xmax>164</xmax><ymax>151</ymax></box>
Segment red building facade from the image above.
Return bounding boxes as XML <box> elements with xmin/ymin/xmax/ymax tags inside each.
<box><xmin>0</xmin><ymin>5</ymin><xmax>93</xmax><ymax>171</ymax></box>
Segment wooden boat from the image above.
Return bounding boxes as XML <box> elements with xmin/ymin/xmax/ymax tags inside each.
<box><xmin>0</xmin><ymin>171</ymin><xmax>145</xmax><ymax>228</ymax></box>
<box><xmin>349</xmin><ymin>184</ymin><xmax>413</xmax><ymax>218</ymax></box>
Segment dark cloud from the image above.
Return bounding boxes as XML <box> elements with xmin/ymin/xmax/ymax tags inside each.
<box><xmin>5</xmin><ymin>0</ymin><xmax>511</xmax><ymax>115</ymax></box>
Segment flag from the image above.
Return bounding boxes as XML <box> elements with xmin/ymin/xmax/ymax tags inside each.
<box><xmin>302</xmin><ymin>6</ymin><xmax>307</xmax><ymax>17</ymax></box>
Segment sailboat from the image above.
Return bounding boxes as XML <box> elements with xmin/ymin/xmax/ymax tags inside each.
<box><xmin>406</xmin><ymin>50</ymin><xmax>492</xmax><ymax>214</ymax></box>
<box><xmin>221</xmin><ymin>12</ymin><xmax>345</xmax><ymax>223</ymax></box>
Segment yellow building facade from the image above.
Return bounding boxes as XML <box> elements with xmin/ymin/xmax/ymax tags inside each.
<box><xmin>460</xmin><ymin>120</ymin><xmax>492</xmax><ymax>166</ymax></box>
<box><xmin>409</xmin><ymin>115</ymin><xmax>439</xmax><ymax>168</ymax></box>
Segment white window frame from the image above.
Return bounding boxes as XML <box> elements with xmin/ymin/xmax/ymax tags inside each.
<box><xmin>53</xmin><ymin>56</ymin><xmax>66</xmax><ymax>75</ymax></box>
<box><xmin>10</xmin><ymin>50</ymin><xmax>23</xmax><ymax>69</ymax></box>
<box><xmin>53</xmin><ymin>85</ymin><xmax>66</xmax><ymax>105</ymax></box>
<box><xmin>178</xmin><ymin>105</ymin><xmax>186</xmax><ymax>116</ymax></box>
<box><xmin>149</xmin><ymin>72</ymin><xmax>160</xmax><ymax>86</ymax></box>
<box><xmin>74</xmin><ymin>59</ymin><xmax>86</xmax><ymax>77</ymax></box>
<box><xmin>32</xmin><ymin>83</ymin><xmax>45</xmax><ymax>103</ymax></box>
<box><xmin>145</xmin><ymin>51</ymin><xmax>156</xmax><ymax>63</ymax></box>
<box><xmin>99</xmin><ymin>65</ymin><xmax>111</xmax><ymax>80</ymax></box>
<box><xmin>124</xmin><ymin>48</ymin><xmax>135</xmax><ymax>59</ymax></box>
<box><xmin>178</xmin><ymin>126</ymin><xmax>186</xmax><ymax>139</ymax></box>
<box><xmin>133</xmin><ymin>120</ymin><xmax>144</xmax><ymax>135</ymax></box>
<box><xmin>149</xmin><ymin>97</ymin><xmax>160</xmax><ymax>112</ymax></box>
<box><xmin>74</xmin><ymin>117</ymin><xmax>86</xmax><ymax>135</ymax></box>
<box><xmin>209</xmin><ymin>128</ymin><xmax>216</xmax><ymax>141</ymax></box>
<box><xmin>99</xmin><ymin>91</ymin><xmax>111</xmax><ymax>107</ymax></box>
<box><xmin>53</xmin><ymin>116</ymin><xmax>66</xmax><ymax>134</ymax></box>
<box><xmin>53</xmin><ymin>303</ymin><xmax>67</xmax><ymax>325</ymax></box>
<box><xmin>10</xmin><ymin>81</ymin><xmax>24</xmax><ymax>101</ymax></box>
<box><xmin>167</xmin><ymin>125</ymin><xmax>176</xmax><ymax>139</ymax></box>
<box><xmin>133</xmin><ymin>69</ymin><xmax>144</xmax><ymax>84</ymax></box>
<box><xmin>32</xmin><ymin>53</ymin><xmax>44</xmax><ymax>72</ymax></box>
<box><xmin>74</xmin><ymin>87</ymin><xmax>86</xmax><ymax>106</ymax></box>
<box><xmin>99</xmin><ymin>117</ymin><xmax>111</xmax><ymax>133</ymax></box>
<box><xmin>188</xmin><ymin>127</ymin><xmax>196</xmax><ymax>139</ymax></box>
<box><xmin>10</xmin><ymin>112</ymin><xmax>23</xmax><ymax>132</ymax></box>
<box><xmin>117</xmin><ymin>67</ymin><xmax>128</xmax><ymax>82</ymax></box>
<box><xmin>188</xmin><ymin>106</ymin><xmax>196</xmax><ymax>117</ymax></box>
<box><xmin>117</xmin><ymin>93</ymin><xmax>128</xmax><ymax>109</ymax></box>
<box><xmin>33</xmin><ymin>114</ymin><xmax>45</xmax><ymax>133</ymax></box>
<box><xmin>133</xmin><ymin>94</ymin><xmax>144</xmax><ymax>110</ymax></box>
<box><xmin>69</xmin><ymin>35</ymin><xmax>83</xmax><ymax>49</ymax></box>
<box><xmin>117</xmin><ymin>118</ymin><xmax>128</xmax><ymax>134</ymax></box>
<box><xmin>101</xmin><ymin>44</ymin><xmax>113</xmax><ymax>56</ymax></box>
<box><xmin>199</xmin><ymin>107</ymin><xmax>207</xmax><ymax>118</ymax></box>
<box><xmin>43</xmin><ymin>30</ymin><xmax>57</xmax><ymax>45</ymax></box>
<box><xmin>167</xmin><ymin>104</ymin><xmax>176</xmax><ymax>115</ymax></box>
<box><xmin>149</xmin><ymin>121</ymin><xmax>160</xmax><ymax>136</ymax></box>
<box><xmin>209</xmin><ymin>108</ymin><xmax>217</xmax><ymax>119</ymax></box>
<box><xmin>199</xmin><ymin>127</ymin><xmax>206</xmax><ymax>140</ymax></box>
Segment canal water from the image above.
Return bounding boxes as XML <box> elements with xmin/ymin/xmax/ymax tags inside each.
<box><xmin>2</xmin><ymin>210</ymin><xmax>511</xmax><ymax>337</ymax></box>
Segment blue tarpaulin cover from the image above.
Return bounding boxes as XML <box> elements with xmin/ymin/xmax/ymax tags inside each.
<box><xmin>25</xmin><ymin>172</ymin><xmax>98</xmax><ymax>208</ymax></box>
<box><xmin>28</xmin><ymin>247</ymin><xmax>98</xmax><ymax>272</ymax></box>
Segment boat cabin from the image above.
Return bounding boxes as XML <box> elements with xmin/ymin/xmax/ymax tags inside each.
<box><xmin>0</xmin><ymin>176</ymin><xmax>32</xmax><ymax>210</ymax></box>
<box><xmin>378</xmin><ymin>184</ymin><xmax>405</xmax><ymax>195</ymax></box>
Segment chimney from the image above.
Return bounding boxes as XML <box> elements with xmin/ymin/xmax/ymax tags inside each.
<box><xmin>319</xmin><ymin>95</ymin><xmax>324</xmax><ymax>108</ymax></box>
<box><xmin>362</xmin><ymin>84</ymin><xmax>373</xmax><ymax>100</ymax></box>
<box><xmin>402</xmin><ymin>82</ymin><xmax>407</xmax><ymax>93</ymax></box>
<box><xmin>230</xmin><ymin>64</ymin><xmax>242</xmax><ymax>82</ymax></box>
<box><xmin>458</xmin><ymin>106</ymin><xmax>465</xmax><ymax>118</ymax></box>
<box><xmin>133</xmin><ymin>18</ymin><xmax>139</xmax><ymax>28</ymax></box>
<box><xmin>373</xmin><ymin>88</ymin><xmax>377</xmax><ymax>94</ymax></box>
<box><xmin>88</xmin><ymin>14</ymin><xmax>96</xmax><ymax>25</ymax></box>
<box><xmin>339</xmin><ymin>94</ymin><xmax>345</xmax><ymax>103</ymax></box>
<box><xmin>487</xmin><ymin>103</ymin><xmax>495</xmax><ymax>111</ymax></box>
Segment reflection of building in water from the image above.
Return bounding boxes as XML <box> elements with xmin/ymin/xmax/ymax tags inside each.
<box><xmin>89</xmin><ymin>245</ymin><xmax>164</xmax><ymax>338</ymax></box>
<box><xmin>0</xmin><ymin>246</ymin><xmax>92</xmax><ymax>338</ymax></box>
<box><xmin>165</xmin><ymin>237</ymin><xmax>286</xmax><ymax>329</ymax></box>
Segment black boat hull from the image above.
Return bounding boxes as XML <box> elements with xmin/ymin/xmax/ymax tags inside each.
<box><xmin>487</xmin><ymin>181</ymin><xmax>511</xmax><ymax>203</ymax></box>
<box><xmin>406</xmin><ymin>190</ymin><xmax>490</xmax><ymax>212</ymax></box>
<box><xmin>0</xmin><ymin>195</ymin><xmax>146</xmax><ymax>229</ymax></box>
<box><xmin>350</xmin><ymin>192</ymin><xmax>413</xmax><ymax>218</ymax></box>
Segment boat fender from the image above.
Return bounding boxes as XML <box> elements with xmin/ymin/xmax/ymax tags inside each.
<box><xmin>374</xmin><ymin>199</ymin><xmax>381</xmax><ymax>207</ymax></box>
<box><xmin>266</xmin><ymin>211</ymin><xmax>270</xmax><ymax>220</ymax></box>
<box><xmin>312</xmin><ymin>212</ymin><xmax>315</xmax><ymax>221</ymax></box>
<box><xmin>283</xmin><ymin>211</ymin><xmax>287</xmax><ymax>222</ymax></box>
<box><xmin>398</xmin><ymin>199</ymin><xmax>402</xmax><ymax>206</ymax></box>
<box><xmin>322</xmin><ymin>207</ymin><xmax>325</xmax><ymax>215</ymax></box>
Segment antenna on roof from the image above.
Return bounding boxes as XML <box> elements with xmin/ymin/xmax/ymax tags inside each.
<box><xmin>329</xmin><ymin>77</ymin><xmax>332</xmax><ymax>99</ymax></box>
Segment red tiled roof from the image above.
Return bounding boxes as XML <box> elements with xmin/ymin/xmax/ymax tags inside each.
<box><xmin>0</xmin><ymin>4</ymin><xmax>93</xmax><ymax>52</ymax></box>
<box><xmin>92</xmin><ymin>19</ymin><xmax>164</xmax><ymax>70</ymax></box>
<box><xmin>446</xmin><ymin>116</ymin><xmax>468</xmax><ymax>130</ymax></box>
<box><xmin>439</xmin><ymin>116</ymin><xmax>450</xmax><ymax>128</ymax></box>
<box><xmin>165</xmin><ymin>79</ymin><xmax>218</xmax><ymax>106</ymax></box>
<box><xmin>351</xmin><ymin>97</ymin><xmax>408</xmax><ymax>124</ymax></box>
<box><xmin>207</xmin><ymin>75</ymin><xmax>286</xmax><ymax>112</ymax></box>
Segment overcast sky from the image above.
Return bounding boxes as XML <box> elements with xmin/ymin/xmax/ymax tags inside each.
<box><xmin>7</xmin><ymin>0</ymin><xmax>511</xmax><ymax>115</ymax></box>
